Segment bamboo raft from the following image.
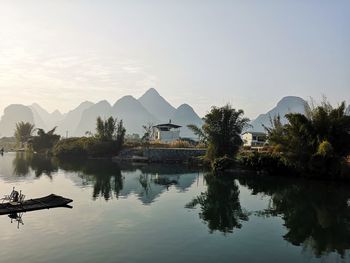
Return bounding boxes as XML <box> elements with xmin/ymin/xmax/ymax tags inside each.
<box><xmin>0</xmin><ymin>194</ymin><xmax>73</xmax><ymax>215</ymax></box>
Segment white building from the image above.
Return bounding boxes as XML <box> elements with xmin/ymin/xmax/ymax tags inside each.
<box><xmin>242</xmin><ymin>131</ymin><xmax>267</xmax><ymax>147</ymax></box>
<box><xmin>152</xmin><ymin>122</ymin><xmax>181</xmax><ymax>143</ymax></box>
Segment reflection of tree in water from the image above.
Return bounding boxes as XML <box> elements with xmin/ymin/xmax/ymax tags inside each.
<box><xmin>12</xmin><ymin>153</ymin><xmax>31</xmax><ymax>176</ymax></box>
<box><xmin>58</xmin><ymin>159</ymin><xmax>123</xmax><ymax>201</ymax></box>
<box><xmin>186</xmin><ymin>174</ymin><xmax>249</xmax><ymax>234</ymax></box>
<box><xmin>12</xmin><ymin>153</ymin><xmax>58</xmax><ymax>178</ymax></box>
<box><xmin>238</xmin><ymin>175</ymin><xmax>350</xmax><ymax>257</ymax></box>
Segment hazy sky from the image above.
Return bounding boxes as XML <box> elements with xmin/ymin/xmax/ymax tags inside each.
<box><xmin>0</xmin><ymin>0</ymin><xmax>349</xmax><ymax>118</ymax></box>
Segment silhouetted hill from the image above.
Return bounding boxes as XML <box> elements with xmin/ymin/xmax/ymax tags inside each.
<box><xmin>0</xmin><ymin>89</ymin><xmax>204</xmax><ymax>138</ymax></box>
<box><xmin>29</xmin><ymin>104</ymin><xmax>48</xmax><ymax>130</ymax></box>
<box><xmin>55</xmin><ymin>101</ymin><xmax>94</xmax><ymax>137</ymax></box>
<box><xmin>0</xmin><ymin>105</ymin><xmax>34</xmax><ymax>137</ymax></box>
<box><xmin>138</xmin><ymin>88</ymin><xmax>176</xmax><ymax>122</ymax></box>
<box><xmin>250</xmin><ymin>96</ymin><xmax>307</xmax><ymax>132</ymax></box>
<box><xmin>30</xmin><ymin>103</ymin><xmax>64</xmax><ymax>130</ymax></box>
<box><xmin>74</xmin><ymin>100</ymin><xmax>112</xmax><ymax>136</ymax></box>
<box><xmin>171</xmin><ymin>104</ymin><xmax>204</xmax><ymax>138</ymax></box>
<box><xmin>111</xmin><ymin>96</ymin><xmax>159</xmax><ymax>135</ymax></box>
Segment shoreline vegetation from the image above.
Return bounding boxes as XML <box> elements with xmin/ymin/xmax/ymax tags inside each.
<box><xmin>1</xmin><ymin>98</ymin><xmax>349</xmax><ymax>181</ymax></box>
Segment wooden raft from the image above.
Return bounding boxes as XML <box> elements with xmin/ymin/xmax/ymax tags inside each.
<box><xmin>0</xmin><ymin>194</ymin><xmax>73</xmax><ymax>215</ymax></box>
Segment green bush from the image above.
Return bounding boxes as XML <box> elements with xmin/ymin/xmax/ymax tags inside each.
<box><xmin>212</xmin><ymin>156</ymin><xmax>235</xmax><ymax>172</ymax></box>
<box><xmin>238</xmin><ymin>152</ymin><xmax>290</xmax><ymax>175</ymax></box>
<box><xmin>53</xmin><ymin>137</ymin><xmax>122</xmax><ymax>158</ymax></box>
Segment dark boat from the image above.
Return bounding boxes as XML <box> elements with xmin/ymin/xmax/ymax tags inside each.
<box><xmin>0</xmin><ymin>194</ymin><xmax>73</xmax><ymax>215</ymax></box>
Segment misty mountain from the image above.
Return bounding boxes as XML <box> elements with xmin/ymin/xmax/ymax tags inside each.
<box><xmin>138</xmin><ymin>88</ymin><xmax>176</xmax><ymax>122</ymax></box>
<box><xmin>74</xmin><ymin>100</ymin><xmax>112</xmax><ymax>136</ymax></box>
<box><xmin>111</xmin><ymin>96</ymin><xmax>159</xmax><ymax>135</ymax></box>
<box><xmin>30</xmin><ymin>104</ymin><xmax>47</xmax><ymax>131</ymax></box>
<box><xmin>249</xmin><ymin>96</ymin><xmax>307</xmax><ymax>132</ymax></box>
<box><xmin>0</xmin><ymin>89</ymin><xmax>204</xmax><ymax>139</ymax></box>
<box><xmin>75</xmin><ymin>96</ymin><xmax>159</xmax><ymax>136</ymax></box>
<box><xmin>346</xmin><ymin>105</ymin><xmax>350</xmax><ymax>115</ymax></box>
<box><xmin>171</xmin><ymin>104</ymin><xmax>204</xmax><ymax>138</ymax></box>
<box><xmin>56</xmin><ymin>101</ymin><xmax>94</xmax><ymax>137</ymax></box>
<box><xmin>0</xmin><ymin>105</ymin><xmax>34</xmax><ymax>137</ymax></box>
<box><xmin>30</xmin><ymin>103</ymin><xmax>65</xmax><ymax>130</ymax></box>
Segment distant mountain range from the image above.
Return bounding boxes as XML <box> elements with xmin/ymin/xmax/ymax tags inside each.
<box><xmin>249</xmin><ymin>96</ymin><xmax>307</xmax><ymax>132</ymax></box>
<box><xmin>1</xmin><ymin>91</ymin><xmax>348</xmax><ymax>138</ymax></box>
<box><xmin>0</xmin><ymin>88</ymin><xmax>204</xmax><ymax>138</ymax></box>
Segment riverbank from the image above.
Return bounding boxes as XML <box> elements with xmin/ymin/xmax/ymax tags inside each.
<box><xmin>113</xmin><ymin>147</ymin><xmax>206</xmax><ymax>164</ymax></box>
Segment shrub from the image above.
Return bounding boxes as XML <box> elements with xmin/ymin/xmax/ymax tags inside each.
<box><xmin>169</xmin><ymin>140</ymin><xmax>193</xmax><ymax>148</ymax></box>
<box><xmin>212</xmin><ymin>156</ymin><xmax>235</xmax><ymax>172</ymax></box>
<box><xmin>238</xmin><ymin>152</ymin><xmax>290</xmax><ymax>175</ymax></box>
<box><xmin>53</xmin><ymin>137</ymin><xmax>123</xmax><ymax>158</ymax></box>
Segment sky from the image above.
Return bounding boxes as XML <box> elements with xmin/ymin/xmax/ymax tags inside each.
<box><xmin>0</xmin><ymin>0</ymin><xmax>349</xmax><ymax>119</ymax></box>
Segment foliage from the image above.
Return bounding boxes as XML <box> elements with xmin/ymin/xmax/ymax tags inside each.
<box><xmin>211</xmin><ymin>155</ymin><xmax>235</xmax><ymax>172</ymax></box>
<box><xmin>53</xmin><ymin>137</ymin><xmax>123</xmax><ymax>158</ymax></box>
<box><xmin>266</xmin><ymin>100</ymin><xmax>350</xmax><ymax>178</ymax></box>
<box><xmin>187</xmin><ymin>124</ymin><xmax>207</xmax><ymax>145</ymax></box>
<box><xmin>168</xmin><ymin>140</ymin><xmax>193</xmax><ymax>148</ymax></box>
<box><xmin>95</xmin><ymin>117</ymin><xmax>126</xmax><ymax>147</ymax></box>
<box><xmin>54</xmin><ymin>116</ymin><xmax>125</xmax><ymax>158</ymax></box>
<box><xmin>203</xmin><ymin>104</ymin><xmax>250</xmax><ymax>161</ymax></box>
<box><xmin>141</xmin><ymin>123</ymin><xmax>153</xmax><ymax>147</ymax></box>
<box><xmin>30</xmin><ymin>127</ymin><xmax>60</xmax><ymax>154</ymax></box>
<box><xmin>14</xmin><ymin>121</ymin><xmax>35</xmax><ymax>147</ymax></box>
<box><xmin>238</xmin><ymin>152</ymin><xmax>290</xmax><ymax>175</ymax></box>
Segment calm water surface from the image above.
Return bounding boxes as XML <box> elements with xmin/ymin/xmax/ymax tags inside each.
<box><xmin>0</xmin><ymin>153</ymin><xmax>350</xmax><ymax>263</ymax></box>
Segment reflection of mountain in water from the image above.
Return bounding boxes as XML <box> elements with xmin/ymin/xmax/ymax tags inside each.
<box><xmin>58</xmin><ymin>159</ymin><xmax>199</xmax><ymax>204</ymax></box>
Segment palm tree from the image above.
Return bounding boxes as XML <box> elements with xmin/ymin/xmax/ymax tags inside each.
<box><xmin>14</xmin><ymin>122</ymin><xmax>35</xmax><ymax>148</ymax></box>
<box><xmin>203</xmin><ymin>104</ymin><xmax>250</xmax><ymax>160</ymax></box>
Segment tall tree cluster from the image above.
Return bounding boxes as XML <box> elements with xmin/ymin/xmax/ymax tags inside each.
<box><xmin>266</xmin><ymin>100</ymin><xmax>350</xmax><ymax>177</ymax></box>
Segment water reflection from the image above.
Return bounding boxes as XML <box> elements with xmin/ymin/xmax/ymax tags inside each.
<box><xmin>2</xmin><ymin>153</ymin><xmax>350</xmax><ymax>258</ymax></box>
<box><xmin>186</xmin><ymin>174</ymin><xmax>249</xmax><ymax>234</ymax></box>
<box><xmin>237</xmin><ymin>175</ymin><xmax>350</xmax><ymax>257</ymax></box>
<box><xmin>57</xmin><ymin>159</ymin><xmax>124</xmax><ymax>200</ymax></box>
<box><xmin>12</xmin><ymin>153</ymin><xmax>58</xmax><ymax>178</ymax></box>
<box><xmin>57</xmin><ymin>158</ymin><xmax>199</xmax><ymax>204</ymax></box>
<box><xmin>8</xmin><ymin>212</ymin><xmax>24</xmax><ymax>229</ymax></box>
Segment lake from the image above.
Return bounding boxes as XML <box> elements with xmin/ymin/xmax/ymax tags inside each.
<box><xmin>0</xmin><ymin>152</ymin><xmax>349</xmax><ymax>263</ymax></box>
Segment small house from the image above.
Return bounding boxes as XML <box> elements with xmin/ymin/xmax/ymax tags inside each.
<box><xmin>152</xmin><ymin>121</ymin><xmax>181</xmax><ymax>143</ymax></box>
<box><xmin>242</xmin><ymin>131</ymin><xmax>267</xmax><ymax>147</ymax></box>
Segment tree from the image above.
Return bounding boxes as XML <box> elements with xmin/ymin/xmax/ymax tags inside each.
<box><xmin>187</xmin><ymin>124</ymin><xmax>207</xmax><ymax>145</ymax></box>
<box><xmin>95</xmin><ymin>116</ymin><xmax>126</xmax><ymax>144</ymax></box>
<box><xmin>203</xmin><ymin>104</ymin><xmax>250</xmax><ymax>160</ymax></box>
<box><xmin>141</xmin><ymin>123</ymin><xmax>153</xmax><ymax>147</ymax></box>
<box><xmin>267</xmin><ymin>99</ymin><xmax>350</xmax><ymax>177</ymax></box>
<box><xmin>14</xmin><ymin>122</ymin><xmax>35</xmax><ymax>148</ymax></box>
<box><xmin>31</xmin><ymin>127</ymin><xmax>61</xmax><ymax>153</ymax></box>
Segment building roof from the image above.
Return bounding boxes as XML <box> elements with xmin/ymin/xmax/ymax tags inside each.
<box><xmin>153</xmin><ymin>123</ymin><xmax>182</xmax><ymax>129</ymax></box>
<box><xmin>242</xmin><ymin>131</ymin><xmax>267</xmax><ymax>136</ymax></box>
